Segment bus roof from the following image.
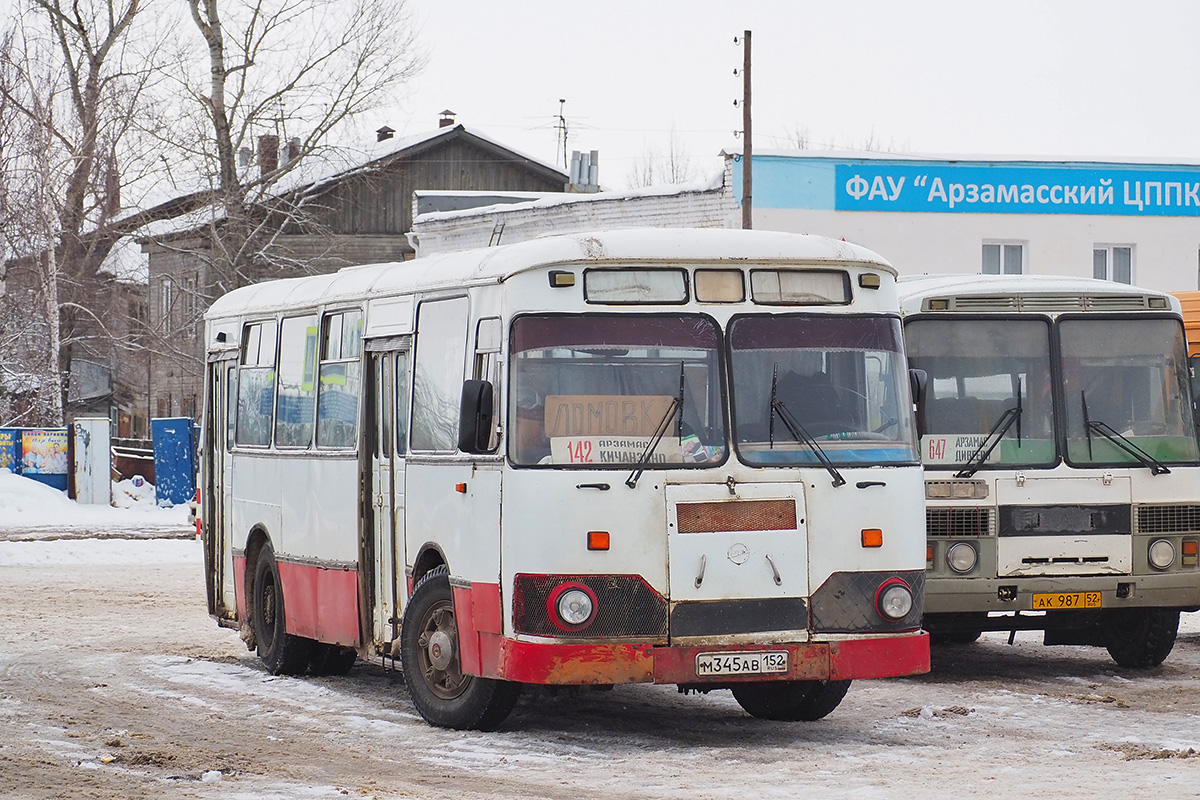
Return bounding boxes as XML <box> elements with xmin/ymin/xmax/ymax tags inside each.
<box><xmin>205</xmin><ymin>228</ymin><xmax>894</xmax><ymax>320</ymax></box>
<box><xmin>897</xmin><ymin>273</ymin><xmax>1179</xmax><ymax>315</ymax></box>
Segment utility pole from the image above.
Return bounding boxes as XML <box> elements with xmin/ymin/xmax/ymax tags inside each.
<box><xmin>741</xmin><ymin>30</ymin><xmax>752</xmax><ymax>230</ymax></box>
<box><xmin>557</xmin><ymin>99</ymin><xmax>568</xmax><ymax>168</ymax></box>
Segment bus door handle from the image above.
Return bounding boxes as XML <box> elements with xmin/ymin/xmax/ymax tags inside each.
<box><xmin>576</xmin><ymin>483</ymin><xmax>611</xmax><ymax>490</ymax></box>
<box><xmin>695</xmin><ymin>554</ymin><xmax>707</xmax><ymax>588</ymax></box>
<box><xmin>855</xmin><ymin>481</ymin><xmax>886</xmax><ymax>489</ymax></box>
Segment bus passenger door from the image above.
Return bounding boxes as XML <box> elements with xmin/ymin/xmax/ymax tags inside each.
<box><xmin>368</xmin><ymin>348</ymin><xmax>408</xmax><ymax>651</ymax></box>
<box><xmin>204</xmin><ymin>357</ymin><xmax>237</xmax><ymax>618</ymax></box>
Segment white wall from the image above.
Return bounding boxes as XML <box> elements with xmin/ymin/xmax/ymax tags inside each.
<box><xmin>755</xmin><ymin>208</ymin><xmax>1200</xmax><ymax>292</ymax></box>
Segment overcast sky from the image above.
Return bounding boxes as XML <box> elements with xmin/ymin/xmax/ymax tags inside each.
<box><xmin>380</xmin><ymin>0</ymin><xmax>1200</xmax><ymax>187</ymax></box>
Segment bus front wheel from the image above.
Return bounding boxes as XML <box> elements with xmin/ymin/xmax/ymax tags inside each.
<box><xmin>251</xmin><ymin>542</ymin><xmax>313</xmax><ymax>675</ymax></box>
<box><xmin>731</xmin><ymin>679</ymin><xmax>851</xmax><ymax>721</ymax></box>
<box><xmin>400</xmin><ymin>567</ymin><xmax>521</xmax><ymax>730</ymax></box>
<box><xmin>1103</xmin><ymin>608</ymin><xmax>1179</xmax><ymax>668</ymax></box>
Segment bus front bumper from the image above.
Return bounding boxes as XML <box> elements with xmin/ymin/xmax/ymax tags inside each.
<box><xmin>481</xmin><ymin>631</ymin><xmax>930</xmax><ymax>685</ymax></box>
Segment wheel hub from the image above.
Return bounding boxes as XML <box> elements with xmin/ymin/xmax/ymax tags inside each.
<box><xmin>427</xmin><ymin>629</ymin><xmax>454</xmax><ymax>671</ymax></box>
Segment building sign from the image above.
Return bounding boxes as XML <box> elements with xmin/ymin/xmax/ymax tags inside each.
<box><xmin>732</xmin><ymin>155</ymin><xmax>1200</xmax><ymax>218</ymax></box>
<box><xmin>836</xmin><ymin>162</ymin><xmax>1200</xmax><ymax>217</ymax></box>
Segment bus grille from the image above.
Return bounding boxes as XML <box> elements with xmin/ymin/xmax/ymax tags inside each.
<box><xmin>1138</xmin><ymin>505</ymin><xmax>1200</xmax><ymax>534</ymax></box>
<box><xmin>927</xmin><ymin>507</ymin><xmax>993</xmax><ymax>537</ymax></box>
<box><xmin>512</xmin><ymin>574</ymin><xmax>668</xmax><ymax>639</ymax></box>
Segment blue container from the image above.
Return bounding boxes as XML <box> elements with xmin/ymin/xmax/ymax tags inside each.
<box><xmin>151</xmin><ymin>417</ymin><xmax>197</xmax><ymax>506</ymax></box>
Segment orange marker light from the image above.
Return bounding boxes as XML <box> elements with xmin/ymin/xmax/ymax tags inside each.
<box><xmin>587</xmin><ymin>531</ymin><xmax>610</xmax><ymax>551</ymax></box>
<box><xmin>1183</xmin><ymin>540</ymin><xmax>1199</xmax><ymax>555</ymax></box>
<box><xmin>861</xmin><ymin>528</ymin><xmax>883</xmax><ymax>548</ymax></box>
<box><xmin>455</xmin><ymin>483</ymin><xmax>467</xmax><ymax>494</ymax></box>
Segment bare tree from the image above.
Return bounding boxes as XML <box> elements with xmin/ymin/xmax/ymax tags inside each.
<box><xmin>169</xmin><ymin>0</ymin><xmax>425</xmax><ymax>296</ymax></box>
<box><xmin>627</xmin><ymin>127</ymin><xmax>699</xmax><ymax>188</ymax></box>
<box><xmin>0</xmin><ymin>0</ymin><xmax>169</xmax><ymax>426</ymax></box>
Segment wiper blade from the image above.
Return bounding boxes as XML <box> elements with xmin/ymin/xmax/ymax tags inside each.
<box><xmin>626</xmin><ymin>362</ymin><xmax>686</xmax><ymax>488</ymax></box>
<box><xmin>1081</xmin><ymin>390</ymin><xmax>1170</xmax><ymax>475</ymax></box>
<box><xmin>770</xmin><ymin>396</ymin><xmax>846</xmax><ymax>488</ymax></box>
<box><xmin>955</xmin><ymin>379</ymin><xmax>1023</xmax><ymax>479</ymax></box>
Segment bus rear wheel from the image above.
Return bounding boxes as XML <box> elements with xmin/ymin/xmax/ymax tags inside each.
<box><xmin>400</xmin><ymin>568</ymin><xmax>521</xmax><ymax>730</ymax></box>
<box><xmin>251</xmin><ymin>542</ymin><xmax>313</xmax><ymax>675</ymax></box>
<box><xmin>1103</xmin><ymin>608</ymin><xmax>1179</xmax><ymax>668</ymax></box>
<box><xmin>731</xmin><ymin>679</ymin><xmax>851</xmax><ymax>721</ymax></box>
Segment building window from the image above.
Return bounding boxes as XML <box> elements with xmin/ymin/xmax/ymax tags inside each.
<box><xmin>156</xmin><ymin>396</ymin><xmax>172</xmax><ymax>418</ymax></box>
<box><xmin>1093</xmin><ymin>245</ymin><xmax>1133</xmax><ymax>284</ymax></box>
<box><xmin>982</xmin><ymin>242</ymin><xmax>1024</xmax><ymax>275</ymax></box>
<box><xmin>159</xmin><ymin>278</ymin><xmax>174</xmax><ymax>330</ymax></box>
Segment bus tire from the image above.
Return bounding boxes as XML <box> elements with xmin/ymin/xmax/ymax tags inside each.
<box><xmin>309</xmin><ymin>643</ymin><xmax>358</xmax><ymax>676</ymax></box>
<box><xmin>1103</xmin><ymin>608</ymin><xmax>1179</xmax><ymax>668</ymax></box>
<box><xmin>731</xmin><ymin>679</ymin><xmax>851</xmax><ymax>721</ymax></box>
<box><xmin>251</xmin><ymin>542</ymin><xmax>313</xmax><ymax>675</ymax></box>
<box><xmin>400</xmin><ymin>567</ymin><xmax>521</xmax><ymax>730</ymax></box>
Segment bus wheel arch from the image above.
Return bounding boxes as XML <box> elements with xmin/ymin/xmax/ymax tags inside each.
<box><xmin>409</xmin><ymin>545</ymin><xmax>448</xmax><ymax>592</ymax></box>
<box><xmin>249</xmin><ymin>536</ymin><xmax>313</xmax><ymax>675</ymax></box>
<box><xmin>399</xmin><ymin>566</ymin><xmax>521</xmax><ymax>730</ymax></box>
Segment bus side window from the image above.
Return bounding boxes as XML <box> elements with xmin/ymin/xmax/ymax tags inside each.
<box><xmin>317</xmin><ymin>309</ymin><xmax>363</xmax><ymax>449</ymax></box>
<box><xmin>474</xmin><ymin>317</ymin><xmax>502</xmax><ymax>451</ymax></box>
<box><xmin>396</xmin><ymin>351</ymin><xmax>410</xmax><ymax>454</ymax></box>
<box><xmin>235</xmin><ymin>320</ymin><xmax>277</xmax><ymax>447</ymax></box>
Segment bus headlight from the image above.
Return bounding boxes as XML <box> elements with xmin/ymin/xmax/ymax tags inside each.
<box><xmin>1148</xmin><ymin>539</ymin><xmax>1176</xmax><ymax>570</ymax></box>
<box><xmin>875</xmin><ymin>579</ymin><xmax>914</xmax><ymax>621</ymax></box>
<box><xmin>551</xmin><ymin>584</ymin><xmax>596</xmax><ymax>628</ymax></box>
<box><xmin>947</xmin><ymin>542</ymin><xmax>978</xmax><ymax>574</ymax></box>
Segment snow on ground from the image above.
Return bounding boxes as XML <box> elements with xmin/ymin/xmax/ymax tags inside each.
<box><xmin>0</xmin><ymin>469</ymin><xmax>191</xmax><ymax>539</ymax></box>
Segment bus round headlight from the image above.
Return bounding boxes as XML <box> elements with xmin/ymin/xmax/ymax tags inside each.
<box><xmin>1148</xmin><ymin>539</ymin><xmax>1176</xmax><ymax>570</ymax></box>
<box><xmin>947</xmin><ymin>542</ymin><xmax>978</xmax><ymax>574</ymax></box>
<box><xmin>876</xmin><ymin>580</ymin><xmax>914</xmax><ymax>621</ymax></box>
<box><xmin>555</xmin><ymin>587</ymin><xmax>595</xmax><ymax>626</ymax></box>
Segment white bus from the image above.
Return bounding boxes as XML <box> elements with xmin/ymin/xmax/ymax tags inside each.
<box><xmin>900</xmin><ymin>274</ymin><xmax>1200</xmax><ymax>666</ymax></box>
<box><xmin>200</xmin><ymin>229</ymin><xmax>929</xmax><ymax>730</ymax></box>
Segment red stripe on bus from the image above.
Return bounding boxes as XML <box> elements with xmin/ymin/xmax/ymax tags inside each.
<box><xmin>828</xmin><ymin>631</ymin><xmax>931</xmax><ymax>680</ymax></box>
<box><xmin>275</xmin><ymin>560</ymin><xmax>361</xmax><ymax>647</ymax></box>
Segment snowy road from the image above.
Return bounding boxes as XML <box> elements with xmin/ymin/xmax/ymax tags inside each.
<box><xmin>1</xmin><ymin>536</ymin><xmax>1199</xmax><ymax>800</ymax></box>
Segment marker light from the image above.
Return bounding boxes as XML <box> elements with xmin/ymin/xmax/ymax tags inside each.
<box><xmin>454</xmin><ymin>483</ymin><xmax>467</xmax><ymax>494</ymax></box>
<box><xmin>861</xmin><ymin>528</ymin><xmax>883</xmax><ymax>548</ymax></box>
<box><xmin>549</xmin><ymin>270</ymin><xmax>576</xmax><ymax>288</ymax></box>
<box><xmin>555</xmin><ymin>587</ymin><xmax>595</xmax><ymax>627</ymax></box>
<box><xmin>875</xmin><ymin>579</ymin><xmax>914</xmax><ymax>621</ymax></box>
<box><xmin>947</xmin><ymin>542</ymin><xmax>978</xmax><ymax>574</ymax></box>
<box><xmin>858</xmin><ymin>273</ymin><xmax>881</xmax><ymax>289</ymax></box>
<box><xmin>1183</xmin><ymin>538</ymin><xmax>1199</xmax><ymax>567</ymax></box>
<box><xmin>587</xmin><ymin>531</ymin><xmax>610</xmax><ymax>551</ymax></box>
<box><xmin>1148</xmin><ymin>538</ymin><xmax>1176</xmax><ymax>570</ymax></box>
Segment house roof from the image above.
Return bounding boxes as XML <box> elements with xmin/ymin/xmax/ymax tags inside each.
<box><xmin>137</xmin><ymin>124</ymin><xmax>568</xmax><ymax>242</ymax></box>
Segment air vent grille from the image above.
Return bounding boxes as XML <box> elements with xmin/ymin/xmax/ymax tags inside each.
<box><xmin>1137</xmin><ymin>505</ymin><xmax>1200</xmax><ymax>534</ymax></box>
<box><xmin>927</xmin><ymin>507</ymin><xmax>994</xmax><ymax>537</ymax></box>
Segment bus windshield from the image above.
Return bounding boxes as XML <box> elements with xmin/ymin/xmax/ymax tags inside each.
<box><xmin>906</xmin><ymin>317</ymin><xmax>1054</xmax><ymax>468</ymax></box>
<box><xmin>729</xmin><ymin>315</ymin><xmax>918</xmax><ymax>466</ymax></box>
<box><xmin>508</xmin><ymin>314</ymin><xmax>727</xmax><ymax>467</ymax></box>
<box><xmin>1061</xmin><ymin>317</ymin><xmax>1199</xmax><ymax>467</ymax></box>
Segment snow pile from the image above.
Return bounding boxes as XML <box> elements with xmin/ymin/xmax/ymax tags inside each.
<box><xmin>0</xmin><ymin>469</ymin><xmax>190</xmax><ymax>533</ymax></box>
<box><xmin>112</xmin><ymin>476</ymin><xmax>157</xmax><ymax>508</ymax></box>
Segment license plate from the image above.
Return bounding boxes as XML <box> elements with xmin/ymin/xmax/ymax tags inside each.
<box><xmin>695</xmin><ymin>650</ymin><xmax>789</xmax><ymax>677</ymax></box>
<box><xmin>1031</xmin><ymin>591</ymin><xmax>1102</xmax><ymax>610</ymax></box>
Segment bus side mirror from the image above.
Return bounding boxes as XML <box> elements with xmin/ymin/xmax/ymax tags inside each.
<box><xmin>458</xmin><ymin>379</ymin><xmax>494</xmax><ymax>453</ymax></box>
<box><xmin>909</xmin><ymin>368</ymin><xmax>928</xmax><ymax>437</ymax></box>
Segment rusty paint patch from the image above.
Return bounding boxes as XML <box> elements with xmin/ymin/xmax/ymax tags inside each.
<box><xmin>495</xmin><ymin>640</ymin><xmax>654</xmax><ymax>685</ymax></box>
<box><xmin>676</xmin><ymin>499</ymin><xmax>797</xmax><ymax>533</ymax></box>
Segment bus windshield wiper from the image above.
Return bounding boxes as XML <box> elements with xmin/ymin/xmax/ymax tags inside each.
<box><xmin>626</xmin><ymin>362</ymin><xmax>685</xmax><ymax>488</ymax></box>
<box><xmin>768</xmin><ymin>364</ymin><xmax>846</xmax><ymax>488</ymax></box>
<box><xmin>955</xmin><ymin>379</ymin><xmax>1022</xmax><ymax>479</ymax></box>
<box><xmin>1081</xmin><ymin>390</ymin><xmax>1170</xmax><ymax>475</ymax></box>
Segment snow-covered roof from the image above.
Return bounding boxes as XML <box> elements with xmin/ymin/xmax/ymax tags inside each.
<box><xmin>206</xmin><ymin>228</ymin><xmax>894</xmax><ymax>320</ymax></box>
<box><xmin>720</xmin><ymin>147</ymin><xmax>1200</xmax><ymax>169</ymax></box>
<box><xmin>141</xmin><ymin>124</ymin><xmax>567</xmax><ymax>241</ymax></box>
<box><xmin>413</xmin><ymin>171</ymin><xmax>726</xmax><ymax>225</ymax></box>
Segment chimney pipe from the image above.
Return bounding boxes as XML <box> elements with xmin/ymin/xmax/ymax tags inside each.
<box><xmin>258</xmin><ymin>134</ymin><xmax>279</xmax><ymax>174</ymax></box>
<box><xmin>376</xmin><ymin>126</ymin><xmax>395</xmax><ymax>142</ymax></box>
<box><xmin>439</xmin><ymin>109</ymin><xmax>456</xmax><ymax>128</ymax></box>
